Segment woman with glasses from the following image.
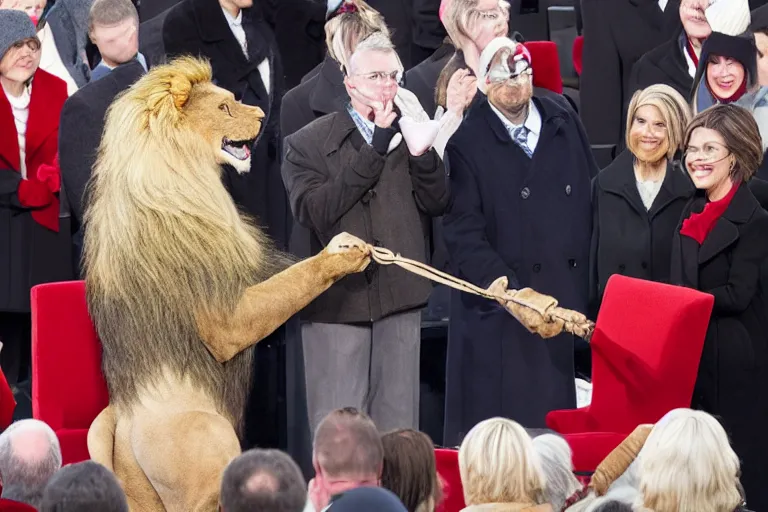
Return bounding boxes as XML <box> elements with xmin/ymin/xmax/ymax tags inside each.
<box><xmin>590</xmin><ymin>85</ymin><xmax>693</xmax><ymax>313</ymax></box>
<box><xmin>0</xmin><ymin>10</ymin><xmax>71</xmax><ymax>388</ymax></box>
<box><xmin>671</xmin><ymin>104</ymin><xmax>768</xmax><ymax>511</ymax></box>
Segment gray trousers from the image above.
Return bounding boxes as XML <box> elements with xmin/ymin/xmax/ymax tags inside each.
<box><xmin>303</xmin><ymin>310</ymin><xmax>421</xmax><ymax>434</ymax></box>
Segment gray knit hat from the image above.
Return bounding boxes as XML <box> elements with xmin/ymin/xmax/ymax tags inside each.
<box><xmin>0</xmin><ymin>10</ymin><xmax>37</xmax><ymax>61</ymax></box>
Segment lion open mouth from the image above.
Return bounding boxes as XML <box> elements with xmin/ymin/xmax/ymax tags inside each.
<box><xmin>221</xmin><ymin>137</ymin><xmax>254</xmax><ymax>161</ymax></box>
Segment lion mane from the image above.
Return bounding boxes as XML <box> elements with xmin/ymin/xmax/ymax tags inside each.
<box><xmin>83</xmin><ymin>58</ymin><xmax>291</xmax><ymax>432</ymax></box>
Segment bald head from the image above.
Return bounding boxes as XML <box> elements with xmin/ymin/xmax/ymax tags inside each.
<box><xmin>220</xmin><ymin>449</ymin><xmax>306</xmax><ymax>512</ymax></box>
<box><xmin>0</xmin><ymin>420</ymin><xmax>62</xmax><ymax>509</ymax></box>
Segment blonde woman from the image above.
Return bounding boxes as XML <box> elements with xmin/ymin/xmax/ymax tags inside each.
<box><xmin>441</xmin><ymin>0</ymin><xmax>510</xmax><ymax>76</ymax></box>
<box><xmin>459</xmin><ymin>418</ymin><xmax>552</xmax><ymax>512</ymax></box>
<box><xmin>636</xmin><ymin>409</ymin><xmax>746</xmax><ymax>512</ymax></box>
<box><xmin>590</xmin><ymin>84</ymin><xmax>694</xmax><ymax>311</ymax></box>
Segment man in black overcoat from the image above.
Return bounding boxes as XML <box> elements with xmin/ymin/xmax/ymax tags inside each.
<box><xmin>580</xmin><ymin>0</ymin><xmax>680</xmax><ymax>155</ymax></box>
<box><xmin>162</xmin><ymin>0</ymin><xmax>292</xmax><ymax>452</ymax></box>
<box><xmin>442</xmin><ymin>37</ymin><xmax>596</xmax><ymax>446</ymax></box>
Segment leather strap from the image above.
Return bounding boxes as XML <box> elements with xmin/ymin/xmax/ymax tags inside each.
<box><xmin>366</xmin><ymin>245</ymin><xmax>594</xmax><ymax>340</ymax></box>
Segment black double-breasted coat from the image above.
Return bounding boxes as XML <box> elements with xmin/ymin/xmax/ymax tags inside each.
<box><xmin>162</xmin><ymin>0</ymin><xmax>291</xmax><ymax>453</ymax></box>
<box><xmin>671</xmin><ymin>184</ymin><xmax>768</xmax><ymax>512</ymax></box>
<box><xmin>441</xmin><ymin>95</ymin><xmax>596</xmax><ymax>445</ymax></box>
<box><xmin>590</xmin><ymin>150</ymin><xmax>694</xmax><ymax>312</ymax></box>
<box><xmin>629</xmin><ymin>30</ymin><xmax>693</xmax><ymax>105</ymax></box>
<box><xmin>580</xmin><ymin>0</ymin><xmax>681</xmax><ymax>148</ymax></box>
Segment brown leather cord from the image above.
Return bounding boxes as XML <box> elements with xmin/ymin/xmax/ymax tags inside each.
<box><xmin>365</xmin><ymin>245</ymin><xmax>595</xmax><ymax>340</ymax></box>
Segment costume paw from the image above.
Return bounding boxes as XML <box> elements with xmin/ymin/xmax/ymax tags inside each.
<box><xmin>326</xmin><ymin>232</ymin><xmax>371</xmax><ymax>274</ymax></box>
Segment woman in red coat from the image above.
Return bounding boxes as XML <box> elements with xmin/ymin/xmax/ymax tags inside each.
<box><xmin>0</xmin><ymin>10</ymin><xmax>72</xmax><ymax>388</ymax></box>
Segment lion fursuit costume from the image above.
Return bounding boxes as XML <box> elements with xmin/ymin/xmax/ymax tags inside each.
<box><xmin>84</xmin><ymin>57</ymin><xmax>371</xmax><ymax>511</ymax></box>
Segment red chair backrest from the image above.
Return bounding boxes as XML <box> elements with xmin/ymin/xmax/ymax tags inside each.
<box><xmin>523</xmin><ymin>41</ymin><xmax>563</xmax><ymax>94</ymax></box>
<box><xmin>572</xmin><ymin>36</ymin><xmax>584</xmax><ymax>76</ymax></box>
<box><xmin>435</xmin><ymin>448</ymin><xmax>465</xmax><ymax>512</ymax></box>
<box><xmin>0</xmin><ymin>368</ymin><xmax>15</xmax><ymax>430</ymax></box>
<box><xmin>586</xmin><ymin>275</ymin><xmax>713</xmax><ymax>433</ymax></box>
<box><xmin>31</xmin><ymin>281</ymin><xmax>109</xmax><ymax>431</ymax></box>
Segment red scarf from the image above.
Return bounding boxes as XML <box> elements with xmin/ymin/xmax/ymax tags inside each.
<box><xmin>680</xmin><ymin>182</ymin><xmax>739</xmax><ymax>244</ymax></box>
<box><xmin>706</xmin><ymin>78</ymin><xmax>748</xmax><ymax>104</ymax></box>
<box><xmin>686</xmin><ymin>38</ymin><xmax>700</xmax><ymax>68</ymax></box>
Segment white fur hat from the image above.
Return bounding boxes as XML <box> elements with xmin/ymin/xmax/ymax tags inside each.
<box><xmin>478</xmin><ymin>37</ymin><xmax>518</xmax><ymax>83</ymax></box>
<box><xmin>706</xmin><ymin>0</ymin><xmax>750</xmax><ymax>36</ymax></box>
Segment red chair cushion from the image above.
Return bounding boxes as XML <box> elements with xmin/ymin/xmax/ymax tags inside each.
<box><xmin>0</xmin><ymin>368</ymin><xmax>15</xmax><ymax>430</ymax></box>
<box><xmin>56</xmin><ymin>428</ymin><xmax>93</xmax><ymax>465</ymax></box>
<box><xmin>435</xmin><ymin>448</ymin><xmax>465</xmax><ymax>512</ymax></box>
<box><xmin>0</xmin><ymin>499</ymin><xmax>36</xmax><ymax>512</ymax></box>
<box><xmin>523</xmin><ymin>41</ymin><xmax>563</xmax><ymax>94</ymax></box>
<box><xmin>563</xmin><ymin>432</ymin><xmax>626</xmax><ymax>474</ymax></box>
<box><xmin>573</xmin><ymin>36</ymin><xmax>584</xmax><ymax>76</ymax></box>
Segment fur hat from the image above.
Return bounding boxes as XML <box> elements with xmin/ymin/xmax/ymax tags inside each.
<box><xmin>706</xmin><ymin>0</ymin><xmax>750</xmax><ymax>36</ymax></box>
<box><xmin>477</xmin><ymin>36</ymin><xmax>531</xmax><ymax>91</ymax></box>
<box><xmin>0</xmin><ymin>10</ymin><xmax>37</xmax><ymax>62</ymax></box>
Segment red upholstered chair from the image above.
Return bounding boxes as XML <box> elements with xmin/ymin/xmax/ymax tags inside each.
<box><xmin>573</xmin><ymin>36</ymin><xmax>584</xmax><ymax>76</ymax></box>
<box><xmin>31</xmin><ymin>281</ymin><xmax>109</xmax><ymax>464</ymax></box>
<box><xmin>0</xmin><ymin>368</ymin><xmax>15</xmax><ymax>430</ymax></box>
<box><xmin>0</xmin><ymin>499</ymin><xmax>37</xmax><ymax>511</ymax></box>
<box><xmin>546</xmin><ymin>275</ymin><xmax>714</xmax><ymax>470</ymax></box>
<box><xmin>435</xmin><ymin>448</ymin><xmax>465</xmax><ymax>512</ymax></box>
<box><xmin>523</xmin><ymin>41</ymin><xmax>563</xmax><ymax>94</ymax></box>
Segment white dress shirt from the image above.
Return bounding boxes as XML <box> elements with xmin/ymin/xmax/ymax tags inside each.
<box><xmin>3</xmin><ymin>83</ymin><xmax>31</xmax><ymax>179</ymax></box>
<box><xmin>658</xmin><ymin>0</ymin><xmax>668</xmax><ymax>11</ymax></box>
<box><xmin>222</xmin><ymin>7</ymin><xmax>271</xmax><ymax>94</ymax></box>
<box><xmin>488</xmin><ymin>100</ymin><xmax>542</xmax><ymax>154</ymax></box>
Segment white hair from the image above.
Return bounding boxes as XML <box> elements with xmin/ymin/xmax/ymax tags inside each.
<box><xmin>635</xmin><ymin>409</ymin><xmax>742</xmax><ymax>512</ymax></box>
<box><xmin>459</xmin><ymin>417</ymin><xmax>546</xmax><ymax>506</ymax></box>
<box><xmin>347</xmin><ymin>32</ymin><xmax>401</xmax><ymax>75</ymax></box>
<box><xmin>0</xmin><ymin>419</ymin><xmax>62</xmax><ymax>508</ymax></box>
<box><xmin>533</xmin><ymin>434</ymin><xmax>584</xmax><ymax>512</ymax></box>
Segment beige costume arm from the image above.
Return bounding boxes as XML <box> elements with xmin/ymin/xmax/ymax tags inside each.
<box><xmin>590</xmin><ymin>424</ymin><xmax>653</xmax><ymax>496</ymax></box>
<box><xmin>198</xmin><ymin>233</ymin><xmax>370</xmax><ymax>363</ymax></box>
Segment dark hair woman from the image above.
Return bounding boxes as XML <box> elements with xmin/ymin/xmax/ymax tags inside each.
<box><xmin>671</xmin><ymin>103</ymin><xmax>768</xmax><ymax>512</ymax></box>
<box><xmin>381</xmin><ymin>429</ymin><xmax>442</xmax><ymax>512</ymax></box>
<box><xmin>590</xmin><ymin>84</ymin><xmax>694</xmax><ymax>312</ymax></box>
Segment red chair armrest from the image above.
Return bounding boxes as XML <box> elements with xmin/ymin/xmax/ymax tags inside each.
<box><xmin>562</xmin><ymin>432</ymin><xmax>627</xmax><ymax>473</ymax></box>
<box><xmin>546</xmin><ymin>407</ymin><xmax>595</xmax><ymax>433</ymax></box>
<box><xmin>0</xmin><ymin>369</ymin><xmax>15</xmax><ymax>430</ymax></box>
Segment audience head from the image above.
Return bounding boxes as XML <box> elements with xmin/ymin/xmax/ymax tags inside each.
<box><xmin>753</xmin><ymin>27</ymin><xmax>768</xmax><ymax>86</ymax></box>
<box><xmin>458</xmin><ymin>417</ymin><xmax>545</xmax><ymax>507</ymax></box>
<box><xmin>625</xmin><ymin>84</ymin><xmax>691</xmax><ymax>165</ymax></box>
<box><xmin>88</xmin><ymin>0</ymin><xmax>139</xmax><ymax>68</ymax></box>
<box><xmin>327</xmin><ymin>487</ymin><xmax>408</xmax><ymax>512</ymax></box>
<box><xmin>680</xmin><ymin>0</ymin><xmax>712</xmax><ymax>42</ymax></box>
<box><xmin>325</xmin><ymin>0</ymin><xmax>389</xmax><ymax>73</ymax></box>
<box><xmin>312</xmin><ymin>407</ymin><xmax>383</xmax><ymax>494</ymax></box>
<box><xmin>637</xmin><ymin>409</ymin><xmax>743</xmax><ymax>512</ymax></box>
<box><xmin>0</xmin><ymin>419</ymin><xmax>62</xmax><ymax>509</ymax></box>
<box><xmin>593</xmin><ymin>501</ymin><xmax>634</xmax><ymax>512</ymax></box>
<box><xmin>442</xmin><ymin>0</ymin><xmax>509</xmax><ymax>56</ymax></box>
<box><xmin>219</xmin><ymin>0</ymin><xmax>252</xmax><ymax>17</ymax></box>
<box><xmin>39</xmin><ymin>461</ymin><xmax>128</xmax><ymax>512</ymax></box>
<box><xmin>478</xmin><ymin>37</ymin><xmax>533</xmax><ymax>112</ymax></box>
<box><xmin>691</xmin><ymin>33</ymin><xmax>756</xmax><ymax>113</ymax></box>
<box><xmin>680</xmin><ymin>0</ymin><xmax>750</xmax><ymax>43</ymax></box>
<box><xmin>381</xmin><ymin>429</ymin><xmax>441</xmax><ymax>512</ymax></box>
<box><xmin>344</xmin><ymin>33</ymin><xmax>403</xmax><ymax>111</ymax></box>
<box><xmin>684</xmin><ymin>104</ymin><xmax>762</xmax><ymax>199</ymax></box>
<box><xmin>219</xmin><ymin>449</ymin><xmax>306</xmax><ymax>512</ymax></box>
<box><xmin>0</xmin><ymin>0</ymin><xmax>46</xmax><ymax>24</ymax></box>
<box><xmin>532</xmin><ymin>434</ymin><xmax>583</xmax><ymax>512</ymax></box>
<box><xmin>0</xmin><ymin>9</ymin><xmax>41</xmax><ymax>87</ymax></box>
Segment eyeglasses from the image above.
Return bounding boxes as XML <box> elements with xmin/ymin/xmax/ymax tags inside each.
<box><xmin>10</xmin><ymin>39</ymin><xmax>41</xmax><ymax>53</ymax></box>
<box><xmin>353</xmin><ymin>71</ymin><xmax>404</xmax><ymax>86</ymax></box>
<box><xmin>684</xmin><ymin>141</ymin><xmax>731</xmax><ymax>165</ymax></box>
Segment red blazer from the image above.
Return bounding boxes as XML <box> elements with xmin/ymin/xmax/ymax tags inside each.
<box><xmin>0</xmin><ymin>68</ymin><xmax>67</xmax><ymax>232</ymax></box>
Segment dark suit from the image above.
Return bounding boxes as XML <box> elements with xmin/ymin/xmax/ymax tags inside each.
<box><xmin>671</xmin><ymin>184</ymin><xmax>768</xmax><ymax>512</ymax></box>
<box><xmin>405</xmin><ymin>40</ymin><xmax>454</xmax><ymax>118</ymax></box>
<box><xmin>59</xmin><ymin>60</ymin><xmax>145</xmax><ymax>273</ymax></box>
<box><xmin>162</xmin><ymin>0</ymin><xmax>291</xmax><ymax>454</ymax></box>
<box><xmin>590</xmin><ymin>150</ymin><xmax>694</xmax><ymax>313</ymax></box>
<box><xmin>442</xmin><ymin>95</ymin><xmax>596</xmax><ymax>445</ymax></box>
<box><xmin>629</xmin><ymin>30</ymin><xmax>693</xmax><ymax>106</ymax></box>
<box><xmin>580</xmin><ymin>0</ymin><xmax>681</xmax><ymax>149</ymax></box>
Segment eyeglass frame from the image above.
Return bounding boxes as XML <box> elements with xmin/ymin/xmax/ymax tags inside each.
<box><xmin>683</xmin><ymin>140</ymin><xmax>732</xmax><ymax>165</ymax></box>
<box><xmin>349</xmin><ymin>70</ymin><xmax>404</xmax><ymax>87</ymax></box>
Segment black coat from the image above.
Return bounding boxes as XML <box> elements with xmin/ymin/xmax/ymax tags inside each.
<box><xmin>283</xmin><ymin>112</ymin><xmax>448</xmax><ymax>324</ymax></box>
<box><xmin>580</xmin><ymin>0</ymin><xmax>681</xmax><ymax>147</ymax></box>
<box><xmin>671</xmin><ymin>184</ymin><xmax>768</xmax><ymax>512</ymax></box>
<box><xmin>268</xmin><ymin>0</ymin><xmax>328</xmax><ymax>90</ymax></box>
<box><xmin>629</xmin><ymin>30</ymin><xmax>693</xmax><ymax>105</ymax></box>
<box><xmin>412</xmin><ymin>0</ymin><xmax>446</xmax><ymax>64</ymax></box>
<box><xmin>404</xmin><ymin>40</ymin><xmax>454</xmax><ymax>118</ymax></box>
<box><xmin>139</xmin><ymin>0</ymin><xmax>181</xmax><ymax>21</ymax></box>
<box><xmin>163</xmin><ymin>0</ymin><xmax>291</xmax><ymax>251</ymax></box>
<box><xmin>590</xmin><ymin>150</ymin><xmax>694</xmax><ymax>312</ymax></box>
<box><xmin>59</xmin><ymin>59</ymin><xmax>146</xmax><ymax>265</ymax></box>
<box><xmin>442</xmin><ymin>95</ymin><xmax>596</xmax><ymax>444</ymax></box>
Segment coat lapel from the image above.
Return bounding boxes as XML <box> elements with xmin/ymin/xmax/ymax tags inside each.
<box><xmin>309</xmin><ymin>56</ymin><xmax>348</xmax><ymax>116</ymax></box>
<box><xmin>648</xmin><ymin>162</ymin><xmax>694</xmax><ymax>218</ymax></box>
<box><xmin>26</xmin><ymin>70</ymin><xmax>61</xmax><ymax>166</ymax></box>
<box><xmin>0</xmin><ymin>88</ymin><xmax>20</xmax><ymax>171</ymax></box>
<box><xmin>698</xmin><ymin>218</ymin><xmax>739</xmax><ymax>264</ymax></box>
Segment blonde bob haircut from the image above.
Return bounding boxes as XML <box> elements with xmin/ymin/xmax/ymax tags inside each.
<box><xmin>459</xmin><ymin>417</ymin><xmax>546</xmax><ymax>506</ymax></box>
<box><xmin>636</xmin><ymin>409</ymin><xmax>743</xmax><ymax>512</ymax></box>
<box><xmin>625</xmin><ymin>84</ymin><xmax>692</xmax><ymax>161</ymax></box>
<box><xmin>442</xmin><ymin>0</ymin><xmax>511</xmax><ymax>51</ymax></box>
<box><xmin>324</xmin><ymin>0</ymin><xmax>390</xmax><ymax>72</ymax></box>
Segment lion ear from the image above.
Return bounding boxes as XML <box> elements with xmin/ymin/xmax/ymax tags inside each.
<box><xmin>168</xmin><ymin>73</ymin><xmax>193</xmax><ymax>110</ymax></box>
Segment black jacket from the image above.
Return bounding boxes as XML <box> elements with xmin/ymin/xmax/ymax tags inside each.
<box><xmin>404</xmin><ymin>40</ymin><xmax>454</xmax><ymax>118</ymax></box>
<box><xmin>163</xmin><ymin>0</ymin><xmax>291</xmax><ymax>251</ymax></box>
<box><xmin>282</xmin><ymin>112</ymin><xmax>448</xmax><ymax>323</ymax></box>
<box><xmin>580</xmin><ymin>0</ymin><xmax>681</xmax><ymax>147</ymax></box>
<box><xmin>629</xmin><ymin>30</ymin><xmax>693</xmax><ymax>105</ymax></box>
<box><xmin>671</xmin><ymin>184</ymin><xmax>768</xmax><ymax>512</ymax></box>
<box><xmin>590</xmin><ymin>150</ymin><xmax>694</xmax><ymax>312</ymax></box>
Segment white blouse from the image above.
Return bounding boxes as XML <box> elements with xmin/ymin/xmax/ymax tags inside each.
<box><xmin>3</xmin><ymin>82</ymin><xmax>32</xmax><ymax>179</ymax></box>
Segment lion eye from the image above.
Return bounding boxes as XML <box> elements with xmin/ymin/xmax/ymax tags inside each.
<box><xmin>219</xmin><ymin>104</ymin><xmax>232</xmax><ymax>116</ymax></box>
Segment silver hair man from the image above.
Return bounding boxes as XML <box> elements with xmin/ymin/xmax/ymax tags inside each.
<box><xmin>532</xmin><ymin>434</ymin><xmax>584</xmax><ymax>512</ymax></box>
<box><xmin>0</xmin><ymin>419</ymin><xmax>63</xmax><ymax>509</ymax></box>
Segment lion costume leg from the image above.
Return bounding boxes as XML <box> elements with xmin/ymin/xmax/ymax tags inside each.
<box><xmin>132</xmin><ymin>410</ymin><xmax>240</xmax><ymax>512</ymax></box>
